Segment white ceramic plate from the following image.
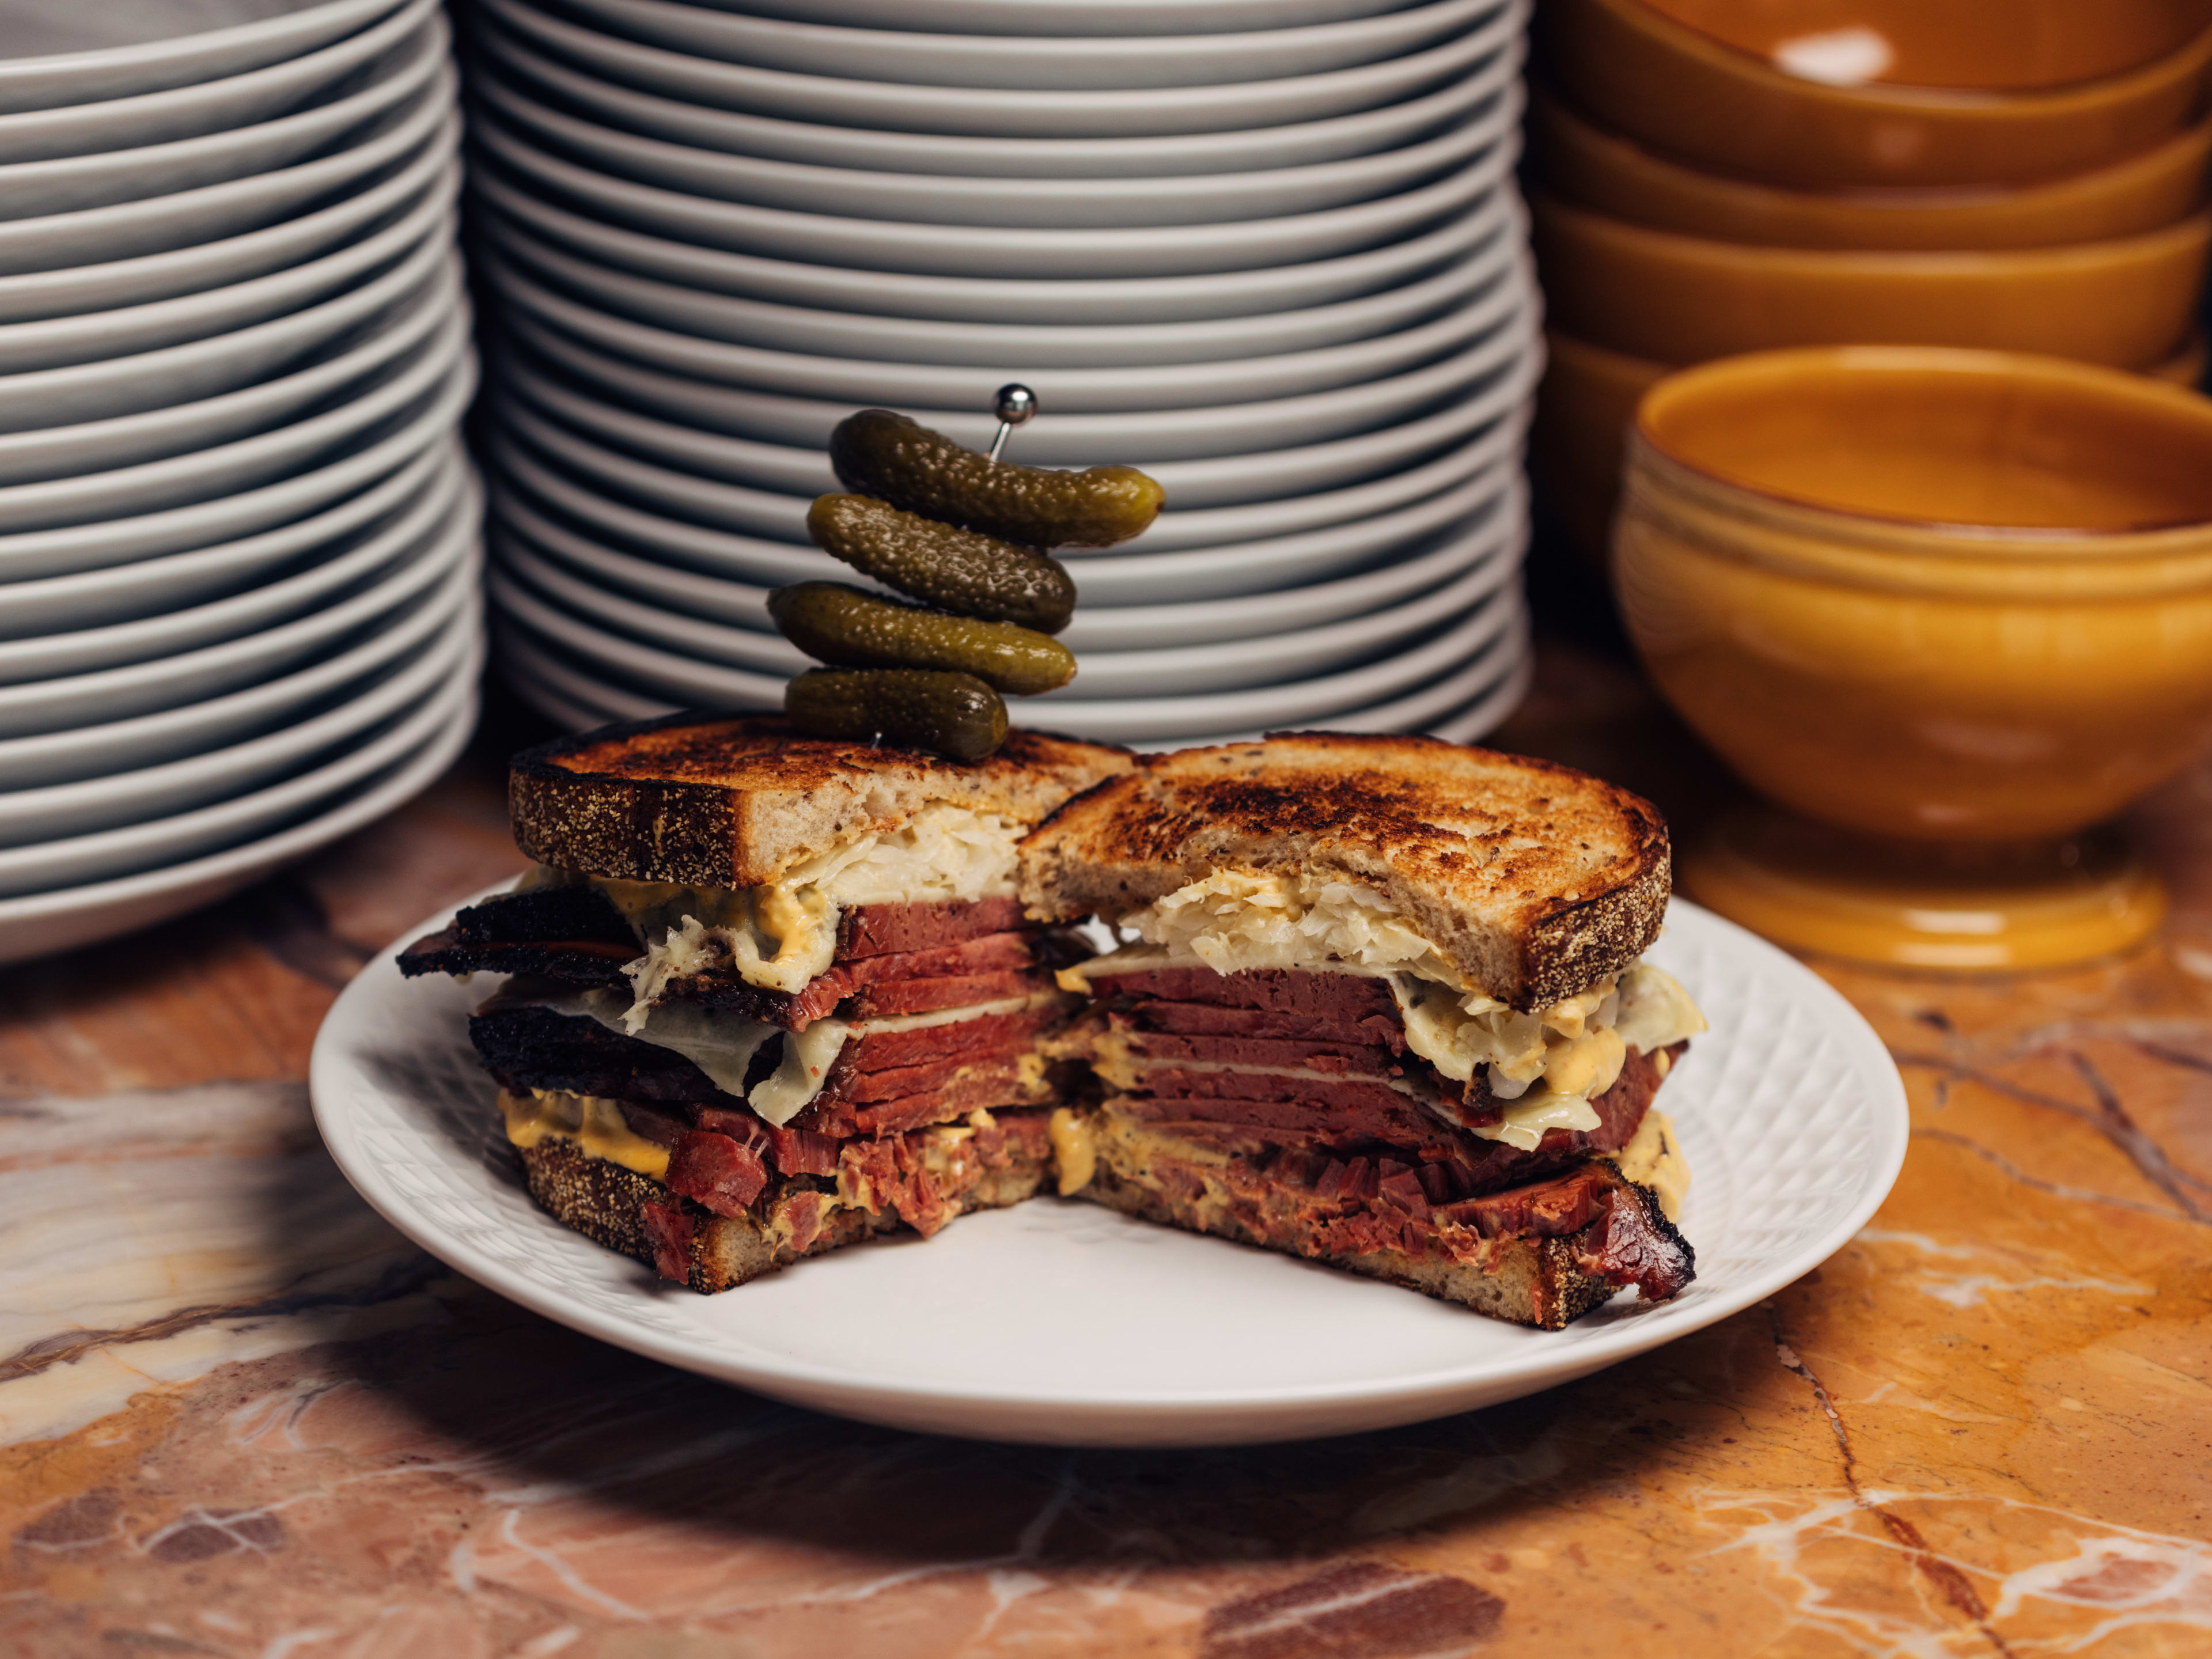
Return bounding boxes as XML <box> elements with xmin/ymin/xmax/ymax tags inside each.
<box><xmin>482</xmin><ymin>0</ymin><xmax>1520</xmax><ymax>138</ymax></box>
<box><xmin>0</xmin><ymin>113</ymin><xmax>456</xmax><ymax>325</ymax></box>
<box><xmin>495</xmin><ymin>620</ymin><xmax>666</xmax><ymax>728</ymax></box>
<box><xmin>0</xmin><ymin>257</ymin><xmax>461</xmax><ymax>483</ymax></box>
<box><xmin>553</xmin><ymin>0</ymin><xmax>1497</xmax><ymax>90</ymax></box>
<box><xmin>0</xmin><ymin>0</ymin><xmax>407</xmax><ymax>116</ymax></box>
<box><xmin>1138</xmin><ymin>619</ymin><xmax>1529</xmax><ymax>748</ymax></box>
<box><xmin>491</xmin><ymin>319</ymin><xmax>1536</xmax><ymax>514</ymax></box>
<box><xmin>0</xmin><ymin>669</ymin><xmax>476</xmax><ymax>970</ymax></box>
<box><xmin>495</xmin><ymin>614</ymin><xmax>1531</xmax><ymax>748</ymax></box>
<box><xmin>475</xmin><ymin>14</ymin><xmax>1502</xmax><ymax>180</ymax></box>
<box><xmin>490</xmin><ymin>467</ymin><xmax>1518</xmax><ymax>642</ymax></box>
<box><xmin>0</xmin><ymin>495</ymin><xmax>475</xmax><ymax>738</ymax></box>
<box><xmin>488</xmin><ymin>558</ymin><xmax>1519</xmax><ymax>739</ymax></box>
<box><xmin>0</xmin><ymin>599</ymin><xmax>475</xmax><ymax>846</ymax></box>
<box><xmin>484</xmin><ymin>211</ymin><xmax>1510</xmax><ymax>368</ymax></box>
<box><xmin>0</xmin><ymin>15</ymin><xmax>445</xmax><ymax>222</ymax></box>
<box><xmin>0</xmin><ymin>306</ymin><xmax>468</xmax><ymax>533</ymax></box>
<box><xmin>710</xmin><ymin>0</ymin><xmax>1410</xmax><ymax>32</ymax></box>
<box><xmin>0</xmin><ymin>555</ymin><xmax>473</xmax><ymax>789</ymax></box>
<box><xmin>490</xmin><ymin>247</ymin><xmax>1523</xmax><ymax>412</ymax></box>
<box><xmin>312</xmin><ymin>892</ymin><xmax>1908</xmax><ymax>1445</ymax></box>
<box><xmin>486</xmin><ymin>382</ymin><xmax>1531</xmax><ymax>570</ymax></box>
<box><xmin>491</xmin><ymin>615</ymin><xmax>1529</xmax><ymax>746</ymax></box>
<box><xmin>469</xmin><ymin>58</ymin><xmax>1515</xmax><ymax>230</ymax></box>
<box><xmin>0</xmin><ymin>347</ymin><xmax>475</xmax><ymax>580</ymax></box>
<box><xmin>0</xmin><ymin>634</ymin><xmax>475</xmax><ymax>898</ymax></box>
<box><xmin>0</xmin><ymin>149</ymin><xmax>456</xmax><ymax>378</ymax></box>
<box><xmin>1069</xmin><ymin>474</ymin><xmax>1527</xmax><ymax>607</ymax></box>
<box><xmin>499</xmin><ymin>299</ymin><xmax>1532</xmax><ymax>464</ymax></box>
<box><xmin>471</xmin><ymin>162</ymin><xmax>1506</xmax><ymax>324</ymax></box>
<box><xmin>496</xmin><ymin>518</ymin><xmax>1518</xmax><ymax>698</ymax></box>
<box><xmin>0</xmin><ymin>63</ymin><xmax>452</xmax><ymax>277</ymax></box>
<box><xmin>0</xmin><ymin>0</ymin><xmax>438</xmax><ymax>165</ymax></box>
<box><xmin>469</xmin><ymin>107</ymin><xmax>1516</xmax><ymax>279</ymax></box>
<box><xmin>0</xmin><ymin>437</ymin><xmax>454</xmax><ymax>625</ymax></box>
<box><xmin>0</xmin><ymin>446</ymin><xmax>467</xmax><ymax>677</ymax></box>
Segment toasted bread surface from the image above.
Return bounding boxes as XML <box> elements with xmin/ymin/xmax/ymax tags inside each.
<box><xmin>1019</xmin><ymin>733</ymin><xmax>1669</xmax><ymax>1007</ymax></box>
<box><xmin>511</xmin><ymin>713</ymin><xmax>1132</xmax><ymax>885</ymax></box>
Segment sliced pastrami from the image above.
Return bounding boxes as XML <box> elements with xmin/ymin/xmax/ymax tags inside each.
<box><xmin>1094</xmin><ymin>966</ymin><xmax>1402</xmax><ymax>1025</ymax></box>
<box><xmin>1118</xmin><ymin>997</ymin><xmax>1410</xmax><ymax>1050</ymax></box>
<box><xmin>843</xmin><ymin>968</ymin><xmax>1048</xmax><ymax>1021</ymax></box>
<box><xmin>839</xmin><ymin>896</ymin><xmax>1031</xmax><ymax>959</ymax></box>
<box><xmin>664</xmin><ymin>1130</ymin><xmax>770</xmax><ymax>1217</ymax></box>
<box><xmin>668</xmin><ymin>930</ymin><xmax>1058</xmax><ymax>1030</ymax></box>
<box><xmin>1111</xmin><ymin>1027</ymin><xmax>1408</xmax><ymax>1076</ymax></box>
<box><xmin>835</xmin><ymin>1000</ymin><xmax>1071</xmax><ymax>1075</ymax></box>
<box><xmin>796</xmin><ymin>1066</ymin><xmax>1046</xmax><ymax>1138</ymax></box>
<box><xmin>399</xmin><ymin>885</ymin><xmax>638</xmax><ymax>986</ymax></box>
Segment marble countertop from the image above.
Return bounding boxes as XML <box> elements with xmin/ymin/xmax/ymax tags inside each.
<box><xmin>5</xmin><ymin>644</ymin><xmax>2209</xmax><ymax>1658</ymax></box>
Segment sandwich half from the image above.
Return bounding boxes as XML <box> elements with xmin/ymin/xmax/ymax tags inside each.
<box><xmin>400</xmin><ymin>714</ymin><xmax>1132</xmax><ymax>1291</ymax></box>
<box><xmin>1020</xmin><ymin>733</ymin><xmax>1705</xmax><ymax>1330</ymax></box>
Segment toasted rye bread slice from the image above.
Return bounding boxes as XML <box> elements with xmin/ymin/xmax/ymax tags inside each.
<box><xmin>517</xmin><ymin>1116</ymin><xmax>1056</xmax><ymax>1293</ymax></box>
<box><xmin>1019</xmin><ymin>732</ymin><xmax>1669</xmax><ymax>1009</ymax></box>
<box><xmin>510</xmin><ymin>713</ymin><xmax>1133</xmax><ymax>886</ymax></box>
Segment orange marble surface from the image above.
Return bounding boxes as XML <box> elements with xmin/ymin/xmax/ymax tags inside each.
<box><xmin>2</xmin><ymin>655</ymin><xmax>2208</xmax><ymax>1658</ymax></box>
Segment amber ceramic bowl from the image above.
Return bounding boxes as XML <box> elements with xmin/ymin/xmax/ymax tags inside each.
<box><xmin>1542</xmin><ymin>0</ymin><xmax>2212</xmax><ymax>190</ymax></box>
<box><xmin>1531</xmin><ymin>191</ymin><xmax>2212</xmax><ymax>369</ymax></box>
<box><xmin>1531</xmin><ymin>88</ymin><xmax>2212</xmax><ymax>251</ymax></box>
<box><xmin>1612</xmin><ymin>347</ymin><xmax>2212</xmax><ymax>842</ymax></box>
<box><xmin>1533</xmin><ymin>328</ymin><xmax>2207</xmax><ymax>573</ymax></box>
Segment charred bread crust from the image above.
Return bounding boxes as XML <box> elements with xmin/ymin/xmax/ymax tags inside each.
<box><xmin>507</xmin><ymin>713</ymin><xmax>1132</xmax><ymax>887</ymax></box>
<box><xmin>398</xmin><ymin>887</ymin><xmax>638</xmax><ymax>984</ymax></box>
<box><xmin>473</xmin><ymin>1006</ymin><xmax>749</xmax><ymax>1110</ymax></box>
<box><xmin>515</xmin><ymin>1123</ymin><xmax>1055</xmax><ymax>1294</ymax></box>
<box><xmin>516</xmin><ymin>1136</ymin><xmax>885</xmax><ymax>1293</ymax></box>
<box><xmin>1018</xmin><ymin>732</ymin><xmax>1671</xmax><ymax>1010</ymax></box>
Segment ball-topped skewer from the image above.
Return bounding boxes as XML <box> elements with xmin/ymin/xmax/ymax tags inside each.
<box><xmin>987</xmin><ymin>382</ymin><xmax>1037</xmax><ymax>462</ymax></box>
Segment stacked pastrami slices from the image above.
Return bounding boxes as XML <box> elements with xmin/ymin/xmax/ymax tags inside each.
<box><xmin>398</xmin><ymin>714</ymin><xmax>1132</xmax><ymax>1291</ymax></box>
<box><xmin>1025</xmin><ymin>733</ymin><xmax>1707</xmax><ymax>1330</ymax></box>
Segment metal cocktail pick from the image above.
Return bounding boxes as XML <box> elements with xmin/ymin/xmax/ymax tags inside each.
<box><xmin>987</xmin><ymin>382</ymin><xmax>1036</xmax><ymax>462</ymax></box>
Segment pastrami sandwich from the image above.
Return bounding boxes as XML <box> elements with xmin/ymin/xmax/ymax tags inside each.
<box><xmin>400</xmin><ymin>713</ymin><xmax>1132</xmax><ymax>1291</ymax></box>
<box><xmin>1020</xmin><ymin>733</ymin><xmax>1705</xmax><ymax>1330</ymax></box>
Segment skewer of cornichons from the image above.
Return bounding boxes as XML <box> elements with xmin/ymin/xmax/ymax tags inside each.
<box><xmin>772</xmin><ymin>383</ymin><xmax>1165</xmax><ymax>761</ymax></box>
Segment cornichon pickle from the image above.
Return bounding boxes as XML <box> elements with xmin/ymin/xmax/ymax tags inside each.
<box><xmin>770</xmin><ymin>581</ymin><xmax>1076</xmax><ymax>696</ymax></box>
<box><xmin>786</xmin><ymin>667</ymin><xmax>1007</xmax><ymax>763</ymax></box>
<box><xmin>807</xmin><ymin>494</ymin><xmax>1077</xmax><ymax>634</ymax></box>
<box><xmin>830</xmin><ymin>408</ymin><xmax>1162</xmax><ymax>549</ymax></box>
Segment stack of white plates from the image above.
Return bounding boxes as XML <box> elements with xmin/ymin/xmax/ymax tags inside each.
<box><xmin>0</xmin><ymin>0</ymin><xmax>479</xmax><ymax>968</ymax></box>
<box><xmin>463</xmin><ymin>0</ymin><xmax>1538</xmax><ymax>747</ymax></box>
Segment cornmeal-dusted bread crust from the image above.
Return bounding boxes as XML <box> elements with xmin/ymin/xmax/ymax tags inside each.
<box><xmin>1020</xmin><ymin>733</ymin><xmax>1671</xmax><ymax>1009</ymax></box>
<box><xmin>517</xmin><ymin>1123</ymin><xmax>1056</xmax><ymax>1294</ymax></box>
<box><xmin>511</xmin><ymin>713</ymin><xmax>1133</xmax><ymax>886</ymax></box>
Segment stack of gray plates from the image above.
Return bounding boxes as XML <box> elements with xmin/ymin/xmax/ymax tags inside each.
<box><xmin>0</xmin><ymin>0</ymin><xmax>478</xmax><ymax>968</ymax></box>
<box><xmin>463</xmin><ymin>0</ymin><xmax>1537</xmax><ymax>747</ymax></box>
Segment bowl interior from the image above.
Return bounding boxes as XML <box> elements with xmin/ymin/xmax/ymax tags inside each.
<box><xmin>1641</xmin><ymin>0</ymin><xmax>2210</xmax><ymax>91</ymax></box>
<box><xmin>1641</xmin><ymin>350</ymin><xmax>2212</xmax><ymax>531</ymax></box>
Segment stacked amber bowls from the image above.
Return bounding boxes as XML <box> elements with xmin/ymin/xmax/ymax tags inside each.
<box><xmin>1529</xmin><ymin>0</ymin><xmax>2212</xmax><ymax>570</ymax></box>
<box><xmin>1615</xmin><ymin>347</ymin><xmax>2212</xmax><ymax>969</ymax></box>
